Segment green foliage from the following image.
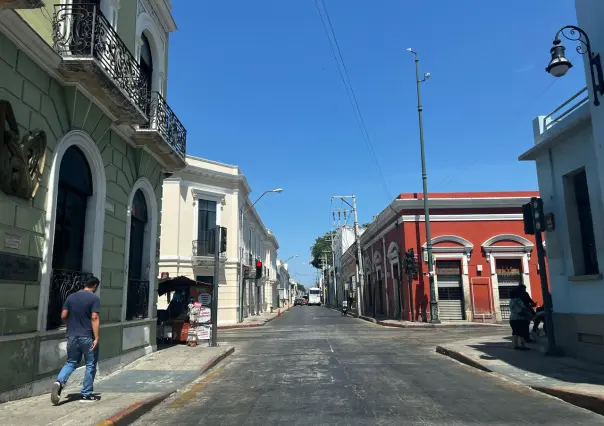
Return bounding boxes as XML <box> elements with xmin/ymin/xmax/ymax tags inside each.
<box><xmin>310</xmin><ymin>231</ymin><xmax>333</xmax><ymax>269</ymax></box>
<box><xmin>361</xmin><ymin>221</ymin><xmax>373</xmax><ymax>228</ymax></box>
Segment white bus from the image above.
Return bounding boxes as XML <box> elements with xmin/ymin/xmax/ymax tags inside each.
<box><xmin>308</xmin><ymin>287</ymin><xmax>321</xmax><ymax>306</ymax></box>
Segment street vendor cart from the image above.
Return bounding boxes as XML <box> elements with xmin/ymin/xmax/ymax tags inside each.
<box><xmin>156</xmin><ymin>276</ymin><xmax>213</xmax><ymax>345</ymax></box>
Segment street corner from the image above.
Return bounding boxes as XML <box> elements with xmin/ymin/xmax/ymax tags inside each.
<box><xmin>435</xmin><ymin>345</ymin><xmax>493</xmax><ymax>373</ymax></box>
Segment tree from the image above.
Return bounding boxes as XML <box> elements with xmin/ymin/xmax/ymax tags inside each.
<box><xmin>361</xmin><ymin>221</ymin><xmax>373</xmax><ymax>228</ymax></box>
<box><xmin>310</xmin><ymin>231</ymin><xmax>334</xmax><ymax>269</ymax></box>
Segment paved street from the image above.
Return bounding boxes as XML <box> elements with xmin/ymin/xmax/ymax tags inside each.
<box><xmin>134</xmin><ymin>307</ymin><xmax>604</xmax><ymax>425</ymax></box>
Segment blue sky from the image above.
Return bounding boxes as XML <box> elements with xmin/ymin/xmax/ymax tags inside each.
<box><xmin>167</xmin><ymin>0</ymin><xmax>585</xmax><ymax>287</ymax></box>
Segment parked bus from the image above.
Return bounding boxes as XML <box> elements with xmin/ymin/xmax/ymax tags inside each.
<box><xmin>308</xmin><ymin>287</ymin><xmax>321</xmax><ymax>306</ymax></box>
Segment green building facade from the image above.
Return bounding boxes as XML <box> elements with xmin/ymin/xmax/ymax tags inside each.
<box><xmin>0</xmin><ymin>0</ymin><xmax>186</xmax><ymax>401</ymax></box>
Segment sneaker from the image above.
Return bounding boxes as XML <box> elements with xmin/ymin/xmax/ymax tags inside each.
<box><xmin>50</xmin><ymin>381</ymin><xmax>62</xmax><ymax>405</ymax></box>
<box><xmin>80</xmin><ymin>394</ymin><xmax>101</xmax><ymax>402</ymax></box>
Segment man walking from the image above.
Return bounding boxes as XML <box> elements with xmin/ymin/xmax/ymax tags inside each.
<box><xmin>51</xmin><ymin>277</ymin><xmax>101</xmax><ymax>404</ymax></box>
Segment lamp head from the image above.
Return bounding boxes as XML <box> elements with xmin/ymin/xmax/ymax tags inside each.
<box><xmin>271</xmin><ymin>188</ymin><xmax>283</xmax><ymax>193</ymax></box>
<box><xmin>546</xmin><ymin>40</ymin><xmax>573</xmax><ymax>77</ymax></box>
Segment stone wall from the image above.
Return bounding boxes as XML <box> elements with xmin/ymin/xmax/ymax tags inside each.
<box><xmin>0</xmin><ymin>29</ymin><xmax>163</xmax><ymax>398</ymax></box>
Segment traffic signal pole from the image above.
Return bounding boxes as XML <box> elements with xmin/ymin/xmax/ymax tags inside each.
<box><xmin>210</xmin><ymin>226</ymin><xmax>222</xmax><ymax>347</ymax></box>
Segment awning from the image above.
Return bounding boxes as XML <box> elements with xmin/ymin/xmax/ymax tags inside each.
<box><xmin>157</xmin><ymin>276</ymin><xmax>213</xmax><ymax>296</ymax></box>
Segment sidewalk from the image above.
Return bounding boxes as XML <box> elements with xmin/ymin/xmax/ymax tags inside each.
<box><xmin>217</xmin><ymin>306</ymin><xmax>290</xmax><ymax>330</ymax></box>
<box><xmin>357</xmin><ymin>314</ymin><xmax>508</xmax><ymax>329</ymax></box>
<box><xmin>436</xmin><ymin>334</ymin><xmax>604</xmax><ymax>415</ymax></box>
<box><xmin>0</xmin><ymin>344</ymin><xmax>234</xmax><ymax>426</ymax></box>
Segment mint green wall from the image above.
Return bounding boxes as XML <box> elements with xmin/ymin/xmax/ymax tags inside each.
<box><xmin>0</xmin><ymin>29</ymin><xmax>162</xmax><ymax>395</ymax></box>
<box><xmin>117</xmin><ymin>0</ymin><xmax>139</xmax><ymax>56</ymax></box>
<box><xmin>17</xmin><ymin>1</ymin><xmax>59</xmax><ymax>46</ymax></box>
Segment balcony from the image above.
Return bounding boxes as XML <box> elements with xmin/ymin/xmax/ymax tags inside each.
<box><xmin>47</xmin><ymin>269</ymin><xmax>93</xmax><ymax>330</ymax></box>
<box><xmin>192</xmin><ymin>233</ymin><xmax>226</xmax><ymax>267</ymax></box>
<box><xmin>0</xmin><ymin>0</ymin><xmax>44</xmax><ymax>8</ymax></box>
<box><xmin>126</xmin><ymin>279</ymin><xmax>150</xmax><ymax>320</ymax></box>
<box><xmin>52</xmin><ymin>4</ymin><xmax>148</xmax><ymax>125</ymax></box>
<box><xmin>132</xmin><ymin>91</ymin><xmax>187</xmax><ymax>170</ymax></box>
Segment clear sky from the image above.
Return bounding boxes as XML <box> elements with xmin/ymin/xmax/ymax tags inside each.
<box><xmin>167</xmin><ymin>0</ymin><xmax>586</xmax><ymax>287</ymax></box>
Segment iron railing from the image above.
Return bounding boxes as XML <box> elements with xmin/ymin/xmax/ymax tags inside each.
<box><xmin>141</xmin><ymin>91</ymin><xmax>187</xmax><ymax>158</ymax></box>
<box><xmin>126</xmin><ymin>279</ymin><xmax>150</xmax><ymax>320</ymax></box>
<box><xmin>544</xmin><ymin>87</ymin><xmax>589</xmax><ymax>132</ymax></box>
<box><xmin>52</xmin><ymin>4</ymin><xmax>148</xmax><ymax>112</ymax></box>
<box><xmin>193</xmin><ymin>231</ymin><xmax>215</xmax><ymax>257</ymax></box>
<box><xmin>47</xmin><ymin>269</ymin><xmax>93</xmax><ymax>330</ymax></box>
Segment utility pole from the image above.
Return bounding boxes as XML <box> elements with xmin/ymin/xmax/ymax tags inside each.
<box><xmin>408</xmin><ymin>48</ymin><xmax>439</xmax><ymax>323</ymax></box>
<box><xmin>332</xmin><ymin>195</ymin><xmax>365</xmax><ymax>316</ymax></box>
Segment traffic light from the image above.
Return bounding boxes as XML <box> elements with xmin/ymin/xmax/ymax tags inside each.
<box><xmin>256</xmin><ymin>260</ymin><xmax>263</xmax><ymax>279</ymax></box>
<box><xmin>220</xmin><ymin>227</ymin><xmax>227</xmax><ymax>253</ymax></box>
<box><xmin>522</xmin><ymin>202</ymin><xmax>535</xmax><ymax>235</ymax></box>
<box><xmin>531</xmin><ymin>197</ymin><xmax>545</xmax><ymax>232</ymax></box>
<box><xmin>243</xmin><ymin>265</ymin><xmax>250</xmax><ymax>279</ymax></box>
<box><xmin>404</xmin><ymin>248</ymin><xmax>416</xmax><ymax>275</ymax></box>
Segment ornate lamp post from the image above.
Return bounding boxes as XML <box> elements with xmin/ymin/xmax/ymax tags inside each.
<box><xmin>546</xmin><ymin>25</ymin><xmax>604</xmax><ymax>106</ymax></box>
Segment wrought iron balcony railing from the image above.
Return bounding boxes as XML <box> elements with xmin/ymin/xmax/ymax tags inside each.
<box><xmin>47</xmin><ymin>269</ymin><xmax>93</xmax><ymax>330</ymax></box>
<box><xmin>140</xmin><ymin>91</ymin><xmax>187</xmax><ymax>159</ymax></box>
<box><xmin>193</xmin><ymin>234</ymin><xmax>215</xmax><ymax>257</ymax></box>
<box><xmin>52</xmin><ymin>4</ymin><xmax>148</xmax><ymax>113</ymax></box>
<box><xmin>126</xmin><ymin>279</ymin><xmax>150</xmax><ymax>320</ymax></box>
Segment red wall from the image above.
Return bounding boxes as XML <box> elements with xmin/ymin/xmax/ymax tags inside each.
<box><xmin>361</xmin><ymin>208</ymin><xmax>544</xmax><ymax>323</ymax></box>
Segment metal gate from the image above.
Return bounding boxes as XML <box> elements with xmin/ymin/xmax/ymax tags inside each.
<box><xmin>496</xmin><ymin>259</ymin><xmax>522</xmax><ymax>320</ymax></box>
<box><xmin>436</xmin><ymin>261</ymin><xmax>464</xmax><ymax>321</ymax></box>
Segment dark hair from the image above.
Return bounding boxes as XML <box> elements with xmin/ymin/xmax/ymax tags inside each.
<box><xmin>85</xmin><ymin>277</ymin><xmax>100</xmax><ymax>288</ymax></box>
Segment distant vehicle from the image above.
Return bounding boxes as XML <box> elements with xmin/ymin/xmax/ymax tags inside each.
<box><xmin>302</xmin><ymin>299</ymin><xmax>308</xmax><ymax>305</ymax></box>
<box><xmin>308</xmin><ymin>287</ymin><xmax>321</xmax><ymax>306</ymax></box>
<box><xmin>294</xmin><ymin>298</ymin><xmax>303</xmax><ymax>306</ymax></box>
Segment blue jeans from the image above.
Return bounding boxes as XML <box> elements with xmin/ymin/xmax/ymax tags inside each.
<box><xmin>57</xmin><ymin>336</ymin><xmax>99</xmax><ymax>396</ymax></box>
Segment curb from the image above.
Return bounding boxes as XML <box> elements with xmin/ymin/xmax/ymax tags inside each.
<box><xmin>436</xmin><ymin>345</ymin><xmax>604</xmax><ymax>417</ymax></box>
<box><xmin>435</xmin><ymin>345</ymin><xmax>492</xmax><ymax>373</ymax></box>
<box><xmin>217</xmin><ymin>311</ymin><xmax>285</xmax><ymax>330</ymax></box>
<box><xmin>529</xmin><ymin>386</ymin><xmax>604</xmax><ymax>416</ymax></box>
<box><xmin>96</xmin><ymin>347</ymin><xmax>235</xmax><ymax>426</ymax></box>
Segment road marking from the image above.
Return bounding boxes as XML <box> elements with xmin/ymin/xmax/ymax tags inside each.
<box><xmin>168</xmin><ymin>368</ymin><xmax>223</xmax><ymax>408</ymax></box>
<box><xmin>326</xmin><ymin>339</ymin><xmax>334</xmax><ymax>353</ymax></box>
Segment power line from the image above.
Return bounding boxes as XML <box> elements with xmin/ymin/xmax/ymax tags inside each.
<box><xmin>313</xmin><ymin>0</ymin><xmax>392</xmax><ymax>200</ymax></box>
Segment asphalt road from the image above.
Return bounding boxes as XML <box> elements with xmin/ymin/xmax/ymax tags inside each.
<box><xmin>134</xmin><ymin>307</ymin><xmax>604</xmax><ymax>425</ymax></box>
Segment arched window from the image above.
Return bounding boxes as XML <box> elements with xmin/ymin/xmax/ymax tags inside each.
<box><xmin>126</xmin><ymin>189</ymin><xmax>149</xmax><ymax>320</ymax></box>
<box><xmin>140</xmin><ymin>34</ymin><xmax>153</xmax><ymax>97</ymax></box>
<box><xmin>48</xmin><ymin>145</ymin><xmax>93</xmax><ymax>329</ymax></box>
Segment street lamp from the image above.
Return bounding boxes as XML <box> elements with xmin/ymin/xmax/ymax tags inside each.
<box><xmin>407</xmin><ymin>48</ymin><xmax>439</xmax><ymax>324</ymax></box>
<box><xmin>546</xmin><ymin>25</ymin><xmax>604</xmax><ymax>106</ymax></box>
<box><xmin>239</xmin><ymin>187</ymin><xmax>283</xmax><ymax>322</ymax></box>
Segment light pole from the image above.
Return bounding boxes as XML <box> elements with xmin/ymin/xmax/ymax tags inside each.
<box><xmin>407</xmin><ymin>48</ymin><xmax>439</xmax><ymax>324</ymax></box>
<box><xmin>239</xmin><ymin>188</ymin><xmax>283</xmax><ymax>323</ymax></box>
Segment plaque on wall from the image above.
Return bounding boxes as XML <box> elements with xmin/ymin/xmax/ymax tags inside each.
<box><xmin>0</xmin><ymin>252</ymin><xmax>40</xmax><ymax>282</ymax></box>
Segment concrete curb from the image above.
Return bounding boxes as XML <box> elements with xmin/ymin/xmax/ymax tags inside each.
<box><xmin>436</xmin><ymin>345</ymin><xmax>604</xmax><ymax>416</ymax></box>
<box><xmin>96</xmin><ymin>346</ymin><xmax>235</xmax><ymax>426</ymax></box>
<box><xmin>435</xmin><ymin>345</ymin><xmax>492</xmax><ymax>373</ymax></box>
<box><xmin>529</xmin><ymin>386</ymin><xmax>604</xmax><ymax>416</ymax></box>
<box><xmin>217</xmin><ymin>311</ymin><xmax>286</xmax><ymax>330</ymax></box>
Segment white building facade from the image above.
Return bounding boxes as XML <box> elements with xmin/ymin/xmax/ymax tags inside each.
<box><xmin>158</xmin><ymin>156</ymin><xmax>279</xmax><ymax>325</ymax></box>
<box><xmin>519</xmin><ymin>0</ymin><xmax>604</xmax><ymax>363</ymax></box>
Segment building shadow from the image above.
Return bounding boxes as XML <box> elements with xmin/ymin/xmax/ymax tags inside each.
<box><xmin>467</xmin><ymin>339</ymin><xmax>604</xmax><ymax>386</ymax></box>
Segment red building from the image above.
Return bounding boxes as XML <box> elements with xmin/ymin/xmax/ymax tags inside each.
<box><xmin>353</xmin><ymin>191</ymin><xmax>543</xmax><ymax>323</ymax></box>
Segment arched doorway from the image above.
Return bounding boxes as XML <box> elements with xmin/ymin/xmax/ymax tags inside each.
<box><xmin>47</xmin><ymin>146</ymin><xmax>93</xmax><ymax>330</ymax></box>
<box><xmin>140</xmin><ymin>34</ymin><xmax>153</xmax><ymax>113</ymax></box>
<box><xmin>126</xmin><ymin>189</ymin><xmax>149</xmax><ymax>320</ymax></box>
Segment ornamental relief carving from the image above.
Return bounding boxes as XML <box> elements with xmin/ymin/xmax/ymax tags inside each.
<box><xmin>0</xmin><ymin>100</ymin><xmax>47</xmax><ymax>200</ymax></box>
